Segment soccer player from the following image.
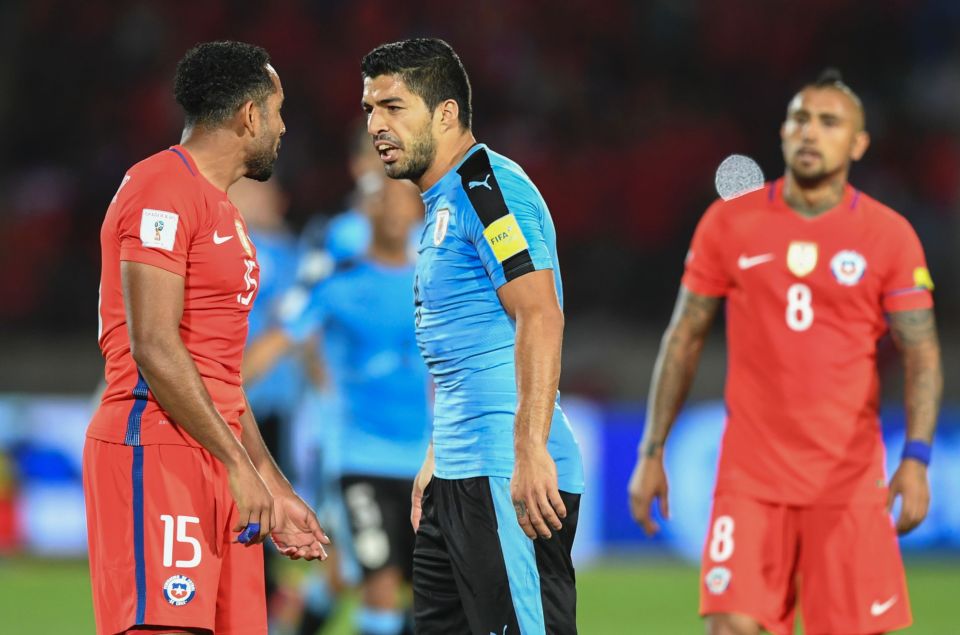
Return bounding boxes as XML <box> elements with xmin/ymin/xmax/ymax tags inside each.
<box><xmin>84</xmin><ymin>41</ymin><xmax>328</xmax><ymax>635</ymax></box>
<box><xmin>361</xmin><ymin>38</ymin><xmax>585</xmax><ymax>634</ymax></box>
<box><xmin>628</xmin><ymin>70</ymin><xmax>942</xmax><ymax>635</ymax></box>
<box><xmin>230</xmin><ymin>177</ymin><xmax>308</xmax><ymax>617</ymax></box>
<box><xmin>245</xmin><ymin>174</ymin><xmax>430</xmax><ymax>635</ymax></box>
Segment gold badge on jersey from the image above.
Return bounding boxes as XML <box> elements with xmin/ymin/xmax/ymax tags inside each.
<box><xmin>787</xmin><ymin>241</ymin><xmax>818</xmax><ymax>277</ymax></box>
<box><xmin>234</xmin><ymin>218</ymin><xmax>254</xmax><ymax>257</ymax></box>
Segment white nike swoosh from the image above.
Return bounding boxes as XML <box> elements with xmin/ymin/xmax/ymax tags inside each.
<box><xmin>737</xmin><ymin>253</ymin><xmax>775</xmax><ymax>270</ymax></box>
<box><xmin>213</xmin><ymin>231</ymin><xmax>234</xmax><ymax>245</ymax></box>
<box><xmin>871</xmin><ymin>595</ymin><xmax>898</xmax><ymax>616</ymax></box>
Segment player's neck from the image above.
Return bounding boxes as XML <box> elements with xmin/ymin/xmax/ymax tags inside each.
<box><xmin>368</xmin><ymin>242</ymin><xmax>409</xmax><ymax>267</ymax></box>
<box><xmin>782</xmin><ymin>171</ymin><xmax>848</xmax><ymax>218</ymax></box>
<box><xmin>415</xmin><ymin>131</ymin><xmax>478</xmax><ymax>192</ymax></box>
<box><xmin>179</xmin><ymin>128</ymin><xmax>246</xmax><ymax>192</ymax></box>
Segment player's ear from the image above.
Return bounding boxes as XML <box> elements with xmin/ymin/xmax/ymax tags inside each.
<box><xmin>437</xmin><ymin>98</ymin><xmax>460</xmax><ymax>133</ymax></box>
<box><xmin>238</xmin><ymin>100</ymin><xmax>258</xmax><ymax>137</ymax></box>
<box><xmin>850</xmin><ymin>130</ymin><xmax>870</xmax><ymax>162</ymax></box>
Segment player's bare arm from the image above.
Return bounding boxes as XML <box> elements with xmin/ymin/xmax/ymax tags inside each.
<box><xmin>498</xmin><ymin>268</ymin><xmax>567</xmax><ymax>540</ymax></box>
<box><xmin>238</xmin><ymin>392</ymin><xmax>329</xmax><ymax>560</ymax></box>
<box><xmin>122</xmin><ymin>260</ymin><xmax>275</xmax><ymax>544</ymax></box>
<box><xmin>887</xmin><ymin>307</ymin><xmax>942</xmax><ymax>535</ymax></box>
<box><xmin>241</xmin><ymin>327</ymin><xmax>293</xmax><ymax>383</ymax></box>
<box><xmin>411</xmin><ymin>442</ymin><xmax>435</xmax><ymax>531</ymax></box>
<box><xmin>629</xmin><ymin>286</ymin><xmax>721</xmax><ymax>535</ymax></box>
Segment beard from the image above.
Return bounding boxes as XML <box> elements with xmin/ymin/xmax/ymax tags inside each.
<box><xmin>245</xmin><ymin>136</ymin><xmax>280</xmax><ymax>182</ymax></box>
<box><xmin>788</xmin><ymin>158</ymin><xmax>840</xmax><ymax>189</ymax></box>
<box><xmin>385</xmin><ymin>126</ymin><xmax>436</xmax><ymax>181</ymax></box>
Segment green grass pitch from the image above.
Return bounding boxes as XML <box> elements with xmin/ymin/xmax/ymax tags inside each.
<box><xmin>0</xmin><ymin>556</ymin><xmax>956</xmax><ymax>633</ymax></box>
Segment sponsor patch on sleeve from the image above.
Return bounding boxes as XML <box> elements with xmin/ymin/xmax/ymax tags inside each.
<box><xmin>139</xmin><ymin>209</ymin><xmax>179</xmax><ymax>251</ymax></box>
<box><xmin>913</xmin><ymin>266</ymin><xmax>934</xmax><ymax>291</ymax></box>
<box><xmin>482</xmin><ymin>213</ymin><xmax>528</xmax><ymax>263</ymax></box>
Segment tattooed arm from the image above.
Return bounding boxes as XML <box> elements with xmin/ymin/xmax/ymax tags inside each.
<box><xmin>628</xmin><ymin>286</ymin><xmax>722</xmax><ymax>535</ymax></box>
<box><xmin>886</xmin><ymin>307</ymin><xmax>942</xmax><ymax>534</ymax></box>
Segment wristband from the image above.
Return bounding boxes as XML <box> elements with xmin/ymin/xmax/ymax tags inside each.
<box><xmin>901</xmin><ymin>440</ymin><xmax>931</xmax><ymax>466</ymax></box>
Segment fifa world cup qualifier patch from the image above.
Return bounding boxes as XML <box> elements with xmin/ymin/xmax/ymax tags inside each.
<box><xmin>140</xmin><ymin>208</ymin><xmax>179</xmax><ymax>251</ymax></box>
<box><xmin>162</xmin><ymin>574</ymin><xmax>196</xmax><ymax>606</ymax></box>
<box><xmin>483</xmin><ymin>214</ymin><xmax>529</xmax><ymax>263</ymax></box>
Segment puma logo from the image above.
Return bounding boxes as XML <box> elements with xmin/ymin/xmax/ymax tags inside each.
<box><xmin>469</xmin><ymin>174</ymin><xmax>493</xmax><ymax>190</ymax></box>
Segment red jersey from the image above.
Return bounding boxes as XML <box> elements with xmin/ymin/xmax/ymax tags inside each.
<box><xmin>89</xmin><ymin>146</ymin><xmax>260</xmax><ymax>446</ymax></box>
<box><xmin>682</xmin><ymin>179</ymin><xmax>933</xmax><ymax>505</ymax></box>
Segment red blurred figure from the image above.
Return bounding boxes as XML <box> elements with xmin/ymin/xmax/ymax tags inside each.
<box><xmin>629</xmin><ymin>71</ymin><xmax>942</xmax><ymax>635</ymax></box>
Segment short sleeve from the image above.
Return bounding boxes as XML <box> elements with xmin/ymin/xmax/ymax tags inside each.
<box><xmin>116</xmin><ymin>175</ymin><xmax>195</xmax><ymax>277</ymax></box>
<box><xmin>881</xmin><ymin>216</ymin><xmax>934</xmax><ymax>313</ymax></box>
<box><xmin>456</xmin><ymin>152</ymin><xmax>553</xmax><ymax>290</ymax></box>
<box><xmin>681</xmin><ymin>201</ymin><xmax>731</xmax><ymax>297</ymax></box>
<box><xmin>277</xmin><ymin>279</ymin><xmax>329</xmax><ymax>343</ymax></box>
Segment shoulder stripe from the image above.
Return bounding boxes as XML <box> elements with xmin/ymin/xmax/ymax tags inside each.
<box><xmin>457</xmin><ymin>148</ymin><xmax>535</xmax><ymax>280</ymax></box>
<box><xmin>457</xmin><ymin>148</ymin><xmax>510</xmax><ymax>228</ymax></box>
<box><xmin>168</xmin><ymin>148</ymin><xmax>196</xmax><ymax>177</ymax></box>
<box><xmin>850</xmin><ymin>189</ymin><xmax>861</xmax><ymax>210</ymax></box>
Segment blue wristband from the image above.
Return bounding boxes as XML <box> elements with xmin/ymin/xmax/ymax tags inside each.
<box><xmin>901</xmin><ymin>440</ymin><xmax>932</xmax><ymax>466</ymax></box>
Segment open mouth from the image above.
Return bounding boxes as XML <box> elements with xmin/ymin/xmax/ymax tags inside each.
<box><xmin>375</xmin><ymin>140</ymin><xmax>401</xmax><ymax>164</ymax></box>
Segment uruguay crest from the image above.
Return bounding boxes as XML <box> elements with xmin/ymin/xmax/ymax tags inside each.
<box><xmin>830</xmin><ymin>250</ymin><xmax>867</xmax><ymax>286</ymax></box>
<box><xmin>433</xmin><ymin>208</ymin><xmax>450</xmax><ymax>246</ymax></box>
<box><xmin>786</xmin><ymin>241</ymin><xmax>818</xmax><ymax>277</ymax></box>
<box><xmin>162</xmin><ymin>574</ymin><xmax>196</xmax><ymax>606</ymax></box>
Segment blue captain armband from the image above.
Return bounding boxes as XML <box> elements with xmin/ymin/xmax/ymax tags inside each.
<box><xmin>901</xmin><ymin>440</ymin><xmax>932</xmax><ymax>466</ymax></box>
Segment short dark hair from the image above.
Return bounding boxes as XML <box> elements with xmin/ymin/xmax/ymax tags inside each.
<box><xmin>361</xmin><ymin>38</ymin><xmax>472</xmax><ymax>129</ymax></box>
<box><xmin>804</xmin><ymin>67</ymin><xmax>865</xmax><ymax>129</ymax></box>
<box><xmin>174</xmin><ymin>41</ymin><xmax>275</xmax><ymax>128</ymax></box>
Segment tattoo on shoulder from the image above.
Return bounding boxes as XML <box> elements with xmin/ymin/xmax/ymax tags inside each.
<box><xmin>889</xmin><ymin>308</ymin><xmax>938</xmax><ymax>347</ymax></box>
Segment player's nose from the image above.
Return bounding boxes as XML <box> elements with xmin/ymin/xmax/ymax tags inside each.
<box><xmin>367</xmin><ymin>109</ymin><xmax>388</xmax><ymax>136</ymax></box>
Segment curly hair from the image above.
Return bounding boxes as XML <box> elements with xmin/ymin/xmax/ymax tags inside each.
<box><xmin>174</xmin><ymin>41</ymin><xmax>274</xmax><ymax>127</ymax></box>
<box><xmin>361</xmin><ymin>38</ymin><xmax>472</xmax><ymax>130</ymax></box>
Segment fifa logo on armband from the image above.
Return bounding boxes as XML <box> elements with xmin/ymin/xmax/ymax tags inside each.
<box><xmin>154</xmin><ymin>220</ymin><xmax>165</xmax><ymax>242</ymax></box>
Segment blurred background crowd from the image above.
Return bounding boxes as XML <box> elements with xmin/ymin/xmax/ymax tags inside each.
<box><xmin>0</xmin><ymin>0</ymin><xmax>958</xmax><ymax>631</ymax></box>
<box><xmin>2</xmin><ymin>0</ymin><xmax>959</xmax><ymax>397</ymax></box>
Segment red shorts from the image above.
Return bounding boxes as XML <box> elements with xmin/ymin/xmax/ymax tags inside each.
<box><xmin>699</xmin><ymin>493</ymin><xmax>910</xmax><ymax>635</ymax></box>
<box><xmin>82</xmin><ymin>438</ymin><xmax>266</xmax><ymax>635</ymax></box>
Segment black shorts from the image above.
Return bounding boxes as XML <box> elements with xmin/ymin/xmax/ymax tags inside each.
<box><xmin>413</xmin><ymin>476</ymin><xmax>580</xmax><ymax>635</ymax></box>
<box><xmin>340</xmin><ymin>474</ymin><xmax>416</xmax><ymax>580</ymax></box>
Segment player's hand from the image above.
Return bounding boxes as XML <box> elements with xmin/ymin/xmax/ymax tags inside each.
<box><xmin>411</xmin><ymin>449</ymin><xmax>435</xmax><ymax>532</ymax></box>
<box><xmin>628</xmin><ymin>452</ymin><xmax>670</xmax><ymax>537</ymax></box>
<box><xmin>511</xmin><ymin>443</ymin><xmax>566</xmax><ymax>540</ymax></box>
<box><xmin>271</xmin><ymin>490</ymin><xmax>331</xmax><ymax>561</ymax></box>
<box><xmin>887</xmin><ymin>459</ymin><xmax>930</xmax><ymax>535</ymax></box>
<box><xmin>227</xmin><ymin>459</ymin><xmax>276</xmax><ymax>545</ymax></box>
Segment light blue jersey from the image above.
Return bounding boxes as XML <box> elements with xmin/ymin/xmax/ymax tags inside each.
<box><xmin>416</xmin><ymin>144</ymin><xmax>583</xmax><ymax>493</ymax></box>
<box><xmin>282</xmin><ymin>258</ymin><xmax>431</xmax><ymax>479</ymax></box>
<box><xmin>245</xmin><ymin>228</ymin><xmax>306</xmax><ymax>419</ymax></box>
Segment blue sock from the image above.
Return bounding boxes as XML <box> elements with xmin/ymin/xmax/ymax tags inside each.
<box><xmin>357</xmin><ymin>606</ymin><xmax>404</xmax><ymax>635</ymax></box>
